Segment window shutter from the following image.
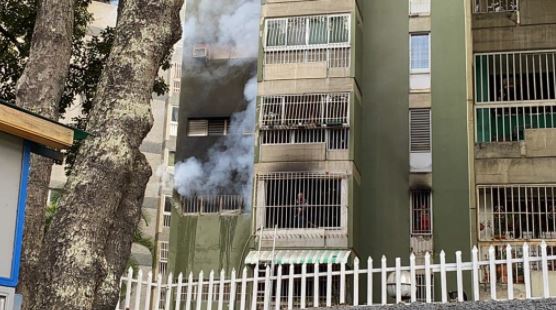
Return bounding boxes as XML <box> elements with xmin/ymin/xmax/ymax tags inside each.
<box><xmin>187</xmin><ymin>119</ymin><xmax>208</xmax><ymax>136</ymax></box>
<box><xmin>208</xmin><ymin>119</ymin><xmax>228</xmax><ymax>136</ymax></box>
<box><xmin>410</xmin><ymin>109</ymin><xmax>431</xmax><ymax>152</ymax></box>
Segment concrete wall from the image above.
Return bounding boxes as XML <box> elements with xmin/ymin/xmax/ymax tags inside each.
<box><xmin>322</xmin><ymin>298</ymin><xmax>556</xmax><ymax>310</ymax></box>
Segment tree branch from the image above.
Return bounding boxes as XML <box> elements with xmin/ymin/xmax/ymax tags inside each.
<box><xmin>0</xmin><ymin>24</ymin><xmax>24</xmax><ymax>54</ymax></box>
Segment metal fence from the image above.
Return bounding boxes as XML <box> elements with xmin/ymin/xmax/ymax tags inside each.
<box><xmin>116</xmin><ymin>242</ymin><xmax>556</xmax><ymax>309</ymax></box>
<box><xmin>473</xmin><ymin>0</ymin><xmax>519</xmax><ymax>14</ymax></box>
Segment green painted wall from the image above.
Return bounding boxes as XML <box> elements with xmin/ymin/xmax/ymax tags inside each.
<box><xmin>169</xmin><ymin>212</ymin><xmax>253</xmax><ymax>276</ymax></box>
<box><xmin>431</xmin><ymin>0</ymin><xmax>472</xmax><ymax>295</ymax></box>
<box><xmin>355</xmin><ymin>0</ymin><xmax>410</xmax><ymax>264</ymax></box>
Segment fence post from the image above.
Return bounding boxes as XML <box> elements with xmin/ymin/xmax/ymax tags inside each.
<box><xmin>124</xmin><ymin>267</ymin><xmax>133</xmax><ymax>309</ymax></box>
<box><xmin>313</xmin><ymin>262</ymin><xmax>320</xmax><ymax>308</ymax></box>
<box><xmin>353</xmin><ymin>257</ymin><xmax>359</xmax><ymax>306</ymax></box>
<box><xmin>541</xmin><ymin>241</ymin><xmax>550</xmax><ymax>298</ymax></box>
<box><xmin>472</xmin><ymin>246</ymin><xmax>480</xmax><ymax>301</ymax></box>
<box><xmin>185</xmin><ymin>272</ymin><xmax>193</xmax><ymax>310</ymax></box>
<box><xmin>367</xmin><ymin>257</ymin><xmax>373</xmax><ymax>306</ymax></box>
<box><xmin>196</xmin><ymin>271</ymin><xmax>204</xmax><ymax>310</ymax></box>
<box><xmin>395</xmin><ymin>258</ymin><xmax>401</xmax><ymax>304</ymax></box>
<box><xmin>116</xmin><ymin>278</ymin><xmax>121</xmax><ymax>310</ymax></box>
<box><xmin>252</xmin><ymin>264</ymin><xmax>259</xmax><ymax>310</ymax></box>
<box><xmin>288</xmin><ymin>264</ymin><xmax>294</xmax><ymax>310</ymax></box>
<box><xmin>425</xmin><ymin>252</ymin><xmax>432</xmax><ymax>303</ymax></box>
<box><xmin>175</xmin><ymin>273</ymin><xmax>184</xmax><ymax>310</ymax></box>
<box><xmin>488</xmin><ymin>245</ymin><xmax>497</xmax><ymax>300</ymax></box>
<box><xmin>143</xmin><ymin>271</ymin><xmax>153</xmax><ymax>310</ymax></box>
<box><xmin>154</xmin><ymin>273</ymin><xmax>163</xmax><ymax>310</ymax></box>
<box><xmin>506</xmin><ymin>245</ymin><xmax>514</xmax><ymax>300</ymax></box>
<box><xmin>240</xmin><ymin>268</ymin><xmax>247</xmax><ymax>310</ymax></box>
<box><xmin>326</xmin><ymin>262</ymin><xmax>332</xmax><ymax>307</ymax></box>
<box><xmin>263</xmin><ymin>265</ymin><xmax>271</xmax><ymax>310</ymax></box>
<box><xmin>523</xmin><ymin>243</ymin><xmax>531</xmax><ymax>299</ymax></box>
<box><xmin>381</xmin><ymin>256</ymin><xmax>387</xmax><ymax>305</ymax></box>
<box><xmin>455</xmin><ymin>251</ymin><xmax>464</xmax><ymax>302</ymax></box>
<box><xmin>301</xmin><ymin>263</ymin><xmax>307</xmax><ymax>309</ymax></box>
<box><xmin>340</xmin><ymin>261</ymin><xmax>346</xmax><ymax>304</ymax></box>
<box><xmin>207</xmin><ymin>271</ymin><xmax>215</xmax><ymax>310</ymax></box>
<box><xmin>440</xmin><ymin>251</ymin><xmax>447</xmax><ymax>303</ymax></box>
<box><xmin>275</xmin><ymin>265</ymin><xmax>283</xmax><ymax>310</ymax></box>
<box><xmin>218</xmin><ymin>269</ymin><xmax>226</xmax><ymax>310</ymax></box>
<box><xmin>409</xmin><ymin>254</ymin><xmax>416</xmax><ymax>303</ymax></box>
<box><xmin>134</xmin><ymin>269</ymin><xmax>143</xmax><ymax>310</ymax></box>
<box><xmin>165</xmin><ymin>272</ymin><xmax>173</xmax><ymax>310</ymax></box>
<box><xmin>230</xmin><ymin>269</ymin><xmax>237</xmax><ymax>310</ymax></box>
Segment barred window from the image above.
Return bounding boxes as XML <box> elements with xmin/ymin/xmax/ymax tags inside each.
<box><xmin>410</xmin><ymin>109</ymin><xmax>432</xmax><ymax>152</ymax></box>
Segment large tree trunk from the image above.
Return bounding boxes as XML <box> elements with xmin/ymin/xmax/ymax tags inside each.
<box><xmin>13</xmin><ymin>0</ymin><xmax>74</xmax><ymax>307</ymax></box>
<box><xmin>28</xmin><ymin>0</ymin><xmax>183</xmax><ymax>309</ymax></box>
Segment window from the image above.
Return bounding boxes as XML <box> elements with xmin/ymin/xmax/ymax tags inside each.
<box><xmin>409</xmin><ymin>0</ymin><xmax>431</xmax><ymax>15</ymax></box>
<box><xmin>475</xmin><ymin>104</ymin><xmax>556</xmax><ymax>143</ymax></box>
<box><xmin>410</xmin><ymin>109</ymin><xmax>431</xmax><ymax>152</ymax></box>
<box><xmin>410</xmin><ymin>34</ymin><xmax>430</xmax><ymax>73</ymax></box>
<box><xmin>186</xmin><ymin>118</ymin><xmax>229</xmax><ymax>137</ymax></box>
<box><xmin>167</xmin><ymin>151</ymin><xmax>175</xmax><ymax>167</ymax></box>
<box><xmin>474</xmin><ymin>51</ymin><xmax>556</xmax><ymax>104</ymax></box>
<box><xmin>411</xmin><ymin>189</ymin><xmax>432</xmax><ymax>236</ymax></box>
<box><xmin>474</xmin><ymin>0</ymin><xmax>518</xmax><ymax>14</ymax></box>
<box><xmin>258</xmin><ymin>173</ymin><xmax>345</xmax><ymax>230</ymax></box>
<box><xmin>159</xmin><ymin>241</ymin><xmax>169</xmax><ymax>262</ymax></box>
<box><xmin>163</xmin><ymin>195</ymin><xmax>172</xmax><ymax>227</ymax></box>
<box><xmin>478</xmin><ymin>185</ymin><xmax>556</xmax><ymax>241</ymax></box>
<box><xmin>415</xmin><ymin>273</ymin><xmax>434</xmax><ymax>302</ymax></box>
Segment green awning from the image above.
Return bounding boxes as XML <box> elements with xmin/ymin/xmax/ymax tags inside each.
<box><xmin>244</xmin><ymin>250</ymin><xmax>351</xmax><ymax>265</ymax></box>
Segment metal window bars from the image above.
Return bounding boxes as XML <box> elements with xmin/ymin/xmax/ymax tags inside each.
<box><xmin>473</xmin><ymin>0</ymin><xmax>519</xmax><ymax>13</ymax></box>
<box><xmin>478</xmin><ymin>185</ymin><xmax>556</xmax><ymax>242</ymax></box>
<box><xmin>260</xmin><ymin>128</ymin><xmax>349</xmax><ymax>150</ymax></box>
<box><xmin>181</xmin><ymin>195</ymin><xmax>244</xmax><ymax>215</ymax></box>
<box><xmin>264</xmin><ymin>15</ymin><xmax>351</xmax><ymax>68</ymax></box>
<box><xmin>415</xmin><ymin>273</ymin><xmax>434</xmax><ymax>302</ymax></box>
<box><xmin>475</xmin><ymin>51</ymin><xmax>556</xmax><ymax>104</ymax></box>
<box><xmin>475</xmin><ymin>103</ymin><xmax>556</xmax><ymax>143</ymax></box>
<box><xmin>261</xmin><ymin>94</ymin><xmax>350</xmax><ymax>128</ymax></box>
<box><xmin>160</xmin><ymin>242</ymin><xmax>169</xmax><ymax>263</ymax></box>
<box><xmin>257</xmin><ymin>172</ymin><xmax>346</xmax><ymax>230</ymax></box>
<box><xmin>411</xmin><ymin>189</ymin><xmax>433</xmax><ymax>236</ymax></box>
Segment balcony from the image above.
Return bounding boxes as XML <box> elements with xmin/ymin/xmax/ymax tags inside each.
<box><xmin>181</xmin><ymin>195</ymin><xmax>243</xmax><ymax>215</ymax></box>
<box><xmin>254</xmin><ymin>172</ymin><xmax>348</xmax><ymax>247</ymax></box>
<box><xmin>473</xmin><ymin>0</ymin><xmax>519</xmax><ymax>14</ymax></box>
<box><xmin>263</xmin><ymin>15</ymin><xmax>351</xmax><ymax>80</ymax></box>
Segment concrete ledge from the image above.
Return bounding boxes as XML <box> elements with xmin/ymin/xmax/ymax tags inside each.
<box><xmin>321</xmin><ymin>298</ymin><xmax>556</xmax><ymax>310</ymax></box>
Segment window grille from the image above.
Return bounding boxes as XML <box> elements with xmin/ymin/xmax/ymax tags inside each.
<box><xmin>163</xmin><ymin>196</ymin><xmax>172</xmax><ymax>227</ymax></box>
<box><xmin>260</xmin><ymin>128</ymin><xmax>349</xmax><ymax>150</ymax></box>
<box><xmin>477</xmin><ymin>185</ymin><xmax>556</xmax><ymax>242</ymax></box>
<box><xmin>475</xmin><ymin>51</ymin><xmax>556</xmax><ymax>104</ymax></box>
<box><xmin>409</xmin><ymin>0</ymin><xmax>431</xmax><ymax>15</ymax></box>
<box><xmin>264</xmin><ymin>15</ymin><xmax>351</xmax><ymax>68</ymax></box>
<box><xmin>186</xmin><ymin>118</ymin><xmax>229</xmax><ymax>137</ymax></box>
<box><xmin>411</xmin><ymin>189</ymin><xmax>432</xmax><ymax>236</ymax></box>
<box><xmin>410</xmin><ymin>109</ymin><xmax>431</xmax><ymax>152</ymax></box>
<box><xmin>473</xmin><ymin>0</ymin><xmax>518</xmax><ymax>14</ymax></box>
<box><xmin>261</xmin><ymin>94</ymin><xmax>350</xmax><ymax>128</ymax></box>
<box><xmin>159</xmin><ymin>242</ymin><xmax>169</xmax><ymax>262</ymax></box>
<box><xmin>475</xmin><ymin>103</ymin><xmax>556</xmax><ymax>143</ymax></box>
<box><xmin>410</xmin><ymin>34</ymin><xmax>430</xmax><ymax>73</ymax></box>
<box><xmin>158</xmin><ymin>261</ymin><xmax>167</xmax><ymax>277</ymax></box>
<box><xmin>181</xmin><ymin>195</ymin><xmax>244</xmax><ymax>214</ymax></box>
<box><xmin>193</xmin><ymin>45</ymin><xmax>208</xmax><ymax>58</ymax></box>
<box><xmin>257</xmin><ymin>173</ymin><xmax>346</xmax><ymax>230</ymax></box>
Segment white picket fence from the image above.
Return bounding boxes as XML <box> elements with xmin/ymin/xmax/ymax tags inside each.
<box><xmin>116</xmin><ymin>242</ymin><xmax>556</xmax><ymax>310</ymax></box>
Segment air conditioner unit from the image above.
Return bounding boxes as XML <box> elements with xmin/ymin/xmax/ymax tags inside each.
<box><xmin>192</xmin><ymin>45</ymin><xmax>208</xmax><ymax>58</ymax></box>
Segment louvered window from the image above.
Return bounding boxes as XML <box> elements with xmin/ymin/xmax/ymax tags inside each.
<box><xmin>187</xmin><ymin>119</ymin><xmax>229</xmax><ymax>137</ymax></box>
<box><xmin>410</xmin><ymin>109</ymin><xmax>431</xmax><ymax>152</ymax></box>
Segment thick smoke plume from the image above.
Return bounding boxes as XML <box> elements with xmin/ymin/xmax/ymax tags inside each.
<box><xmin>174</xmin><ymin>0</ymin><xmax>260</xmax><ymax>208</ymax></box>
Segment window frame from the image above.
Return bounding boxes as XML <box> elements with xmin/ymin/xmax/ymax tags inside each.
<box><xmin>409</xmin><ymin>33</ymin><xmax>431</xmax><ymax>74</ymax></box>
<box><xmin>409</xmin><ymin>0</ymin><xmax>431</xmax><ymax>16</ymax></box>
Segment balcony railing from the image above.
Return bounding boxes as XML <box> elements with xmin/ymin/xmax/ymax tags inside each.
<box><xmin>475</xmin><ymin>103</ymin><xmax>556</xmax><ymax>143</ymax></box>
<box><xmin>473</xmin><ymin>0</ymin><xmax>519</xmax><ymax>14</ymax></box>
<box><xmin>260</xmin><ymin>128</ymin><xmax>349</xmax><ymax>151</ymax></box>
<box><xmin>181</xmin><ymin>195</ymin><xmax>243</xmax><ymax>215</ymax></box>
<box><xmin>474</xmin><ymin>50</ymin><xmax>556</xmax><ymax>104</ymax></box>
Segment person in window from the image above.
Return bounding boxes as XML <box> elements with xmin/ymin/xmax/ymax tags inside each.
<box><xmin>420</xmin><ymin>209</ymin><xmax>431</xmax><ymax>234</ymax></box>
<box><xmin>295</xmin><ymin>192</ymin><xmax>311</xmax><ymax>228</ymax></box>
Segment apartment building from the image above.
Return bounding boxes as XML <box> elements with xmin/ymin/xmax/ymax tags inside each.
<box><xmin>48</xmin><ymin>0</ymin><xmax>186</xmax><ymax>280</ymax></box>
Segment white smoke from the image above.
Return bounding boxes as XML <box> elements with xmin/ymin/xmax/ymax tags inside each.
<box><xmin>174</xmin><ymin>0</ymin><xmax>259</xmax><ymax>209</ymax></box>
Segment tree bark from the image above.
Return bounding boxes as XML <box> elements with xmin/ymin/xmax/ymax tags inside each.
<box><xmin>13</xmin><ymin>0</ymin><xmax>74</xmax><ymax>307</ymax></box>
<box><xmin>28</xmin><ymin>0</ymin><xmax>183</xmax><ymax>309</ymax></box>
